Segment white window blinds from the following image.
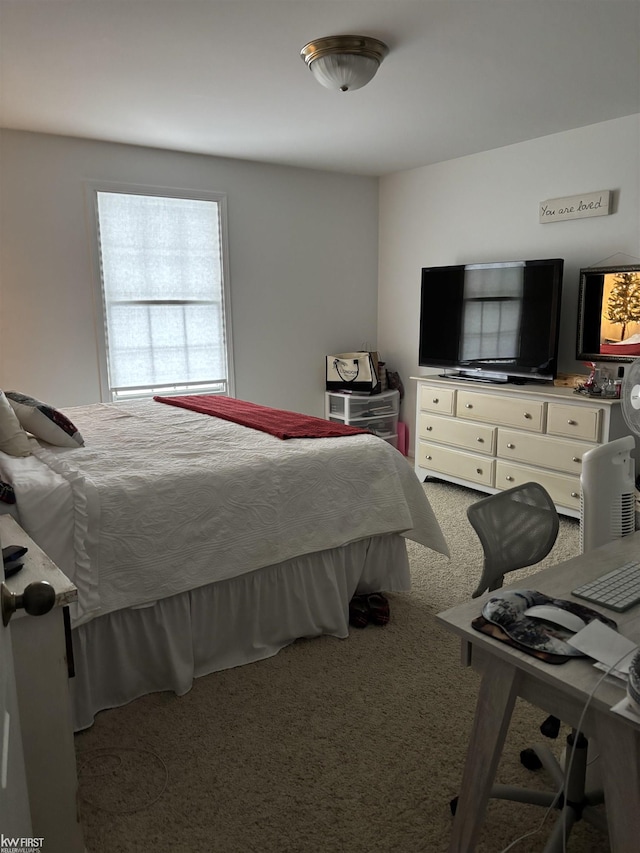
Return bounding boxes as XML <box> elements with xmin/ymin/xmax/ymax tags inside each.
<box><xmin>95</xmin><ymin>191</ymin><xmax>232</xmax><ymax>401</ymax></box>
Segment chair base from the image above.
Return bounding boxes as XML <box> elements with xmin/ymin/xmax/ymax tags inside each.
<box><xmin>451</xmin><ymin>731</ymin><xmax>607</xmax><ymax>851</ymax></box>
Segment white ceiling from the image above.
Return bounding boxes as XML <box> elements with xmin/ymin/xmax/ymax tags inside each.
<box><xmin>1</xmin><ymin>1</ymin><xmax>639</xmax><ymax>177</ymax></box>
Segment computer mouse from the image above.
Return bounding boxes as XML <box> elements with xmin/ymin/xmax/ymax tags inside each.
<box><xmin>523</xmin><ymin>605</ymin><xmax>587</xmax><ymax>634</ymax></box>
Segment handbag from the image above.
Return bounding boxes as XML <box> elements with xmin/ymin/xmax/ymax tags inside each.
<box><xmin>326</xmin><ymin>351</ymin><xmax>381</xmax><ymax>395</ymax></box>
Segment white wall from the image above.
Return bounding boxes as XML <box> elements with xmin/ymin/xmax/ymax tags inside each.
<box><xmin>378</xmin><ymin>115</ymin><xmax>640</xmax><ymax>453</ymax></box>
<box><xmin>3</xmin><ymin>118</ymin><xmax>639</xmax><ymax>430</ymax></box>
<box><xmin>0</xmin><ymin>130</ymin><xmax>379</xmax><ymax>416</ymax></box>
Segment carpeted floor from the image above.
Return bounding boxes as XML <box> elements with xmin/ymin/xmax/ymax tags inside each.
<box><xmin>74</xmin><ymin>479</ymin><xmax>609</xmax><ymax>852</ymax></box>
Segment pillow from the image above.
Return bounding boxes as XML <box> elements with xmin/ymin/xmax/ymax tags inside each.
<box><xmin>0</xmin><ymin>390</ymin><xmax>31</xmax><ymax>457</ymax></box>
<box><xmin>6</xmin><ymin>391</ymin><xmax>84</xmax><ymax>448</ymax></box>
<box><xmin>0</xmin><ymin>479</ymin><xmax>16</xmax><ymax>504</ymax></box>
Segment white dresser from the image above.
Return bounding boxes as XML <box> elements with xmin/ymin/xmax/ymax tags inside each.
<box><xmin>411</xmin><ymin>375</ymin><xmax>632</xmax><ymax>518</ymax></box>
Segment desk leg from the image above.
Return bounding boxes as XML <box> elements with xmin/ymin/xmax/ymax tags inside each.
<box><xmin>448</xmin><ymin>658</ymin><xmax>520</xmax><ymax>853</ymax></box>
<box><xmin>594</xmin><ymin>715</ymin><xmax>640</xmax><ymax>853</ymax></box>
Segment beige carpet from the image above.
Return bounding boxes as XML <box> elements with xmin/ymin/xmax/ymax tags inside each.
<box><xmin>75</xmin><ymin>480</ymin><xmax>608</xmax><ymax>852</ymax></box>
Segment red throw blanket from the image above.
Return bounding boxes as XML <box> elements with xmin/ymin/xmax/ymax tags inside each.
<box><xmin>154</xmin><ymin>394</ymin><xmax>371</xmax><ymax>440</ymax></box>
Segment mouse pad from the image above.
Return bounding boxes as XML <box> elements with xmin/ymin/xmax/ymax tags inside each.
<box><xmin>475</xmin><ymin>589</ymin><xmax>618</xmax><ymax>662</ymax></box>
<box><xmin>471</xmin><ymin>615</ymin><xmax>573</xmax><ymax>663</ymax></box>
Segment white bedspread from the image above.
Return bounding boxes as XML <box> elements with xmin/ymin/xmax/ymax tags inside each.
<box><xmin>0</xmin><ymin>400</ymin><xmax>448</xmax><ymax>626</ymax></box>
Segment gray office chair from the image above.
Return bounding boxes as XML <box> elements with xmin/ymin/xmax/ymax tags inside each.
<box><xmin>452</xmin><ymin>482</ymin><xmax>607</xmax><ymax>851</ymax></box>
<box><xmin>469</xmin><ymin>480</ymin><xmax>560</xmax><ymax>599</ymax></box>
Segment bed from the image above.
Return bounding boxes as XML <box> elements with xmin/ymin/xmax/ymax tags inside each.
<box><xmin>0</xmin><ymin>397</ymin><xmax>448</xmax><ymax>730</ymax></box>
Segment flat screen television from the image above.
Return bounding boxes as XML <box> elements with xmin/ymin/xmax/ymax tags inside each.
<box><xmin>576</xmin><ymin>264</ymin><xmax>640</xmax><ymax>363</ymax></box>
<box><xmin>418</xmin><ymin>258</ymin><xmax>564</xmax><ymax>384</ymax></box>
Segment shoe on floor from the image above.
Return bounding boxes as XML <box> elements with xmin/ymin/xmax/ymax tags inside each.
<box><xmin>367</xmin><ymin>592</ymin><xmax>390</xmax><ymax>626</ymax></box>
<box><xmin>348</xmin><ymin>594</ymin><xmax>370</xmax><ymax>629</ymax></box>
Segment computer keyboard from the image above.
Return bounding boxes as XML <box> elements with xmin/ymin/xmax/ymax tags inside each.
<box><xmin>573</xmin><ymin>560</ymin><xmax>640</xmax><ymax>612</ymax></box>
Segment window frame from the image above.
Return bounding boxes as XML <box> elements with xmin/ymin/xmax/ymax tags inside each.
<box><xmin>85</xmin><ymin>180</ymin><xmax>235</xmax><ymax>403</ymax></box>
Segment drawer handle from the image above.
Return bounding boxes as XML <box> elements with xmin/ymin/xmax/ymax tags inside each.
<box><xmin>432</xmin><ymin>398</ymin><xmax>439</xmax><ymax>404</ymax></box>
<box><xmin>523</xmin><ymin>412</ymin><xmax>532</xmax><ymax>420</ymax></box>
<box><xmin>505</xmin><ymin>475</ymin><xmax>514</xmax><ymax>482</ymax></box>
<box><xmin>476</xmin><ymin>468</ymin><xmax>483</xmax><ymax>474</ymax></box>
<box><xmin>572</xmin><ymin>456</ymin><xmax>581</xmax><ymax>463</ymax></box>
<box><xmin>425</xmin><ymin>426</ymin><xmax>433</xmax><ymax>431</ymax></box>
<box><xmin>506</xmin><ymin>442</ymin><xmax>515</xmax><ymax>449</ymax></box>
<box><xmin>476</xmin><ymin>437</ymin><xmax>484</xmax><ymax>443</ymax></box>
<box><xmin>465</xmin><ymin>403</ymin><xmax>473</xmax><ymax>409</ymax></box>
<box><xmin>567</xmin><ymin>419</ymin><xmax>577</xmax><ymax>425</ymax></box>
<box><xmin>425</xmin><ymin>455</ymin><xmax>432</xmax><ymax>461</ymax></box>
<box><xmin>571</xmin><ymin>491</ymin><xmax>579</xmax><ymax>498</ymax></box>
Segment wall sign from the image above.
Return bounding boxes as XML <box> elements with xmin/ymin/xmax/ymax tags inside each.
<box><xmin>539</xmin><ymin>190</ymin><xmax>611</xmax><ymax>224</ymax></box>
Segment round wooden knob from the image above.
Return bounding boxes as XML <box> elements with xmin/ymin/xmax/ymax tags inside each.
<box><xmin>22</xmin><ymin>581</ymin><xmax>56</xmax><ymax>616</ymax></box>
<box><xmin>1</xmin><ymin>580</ymin><xmax>55</xmax><ymax>627</ymax></box>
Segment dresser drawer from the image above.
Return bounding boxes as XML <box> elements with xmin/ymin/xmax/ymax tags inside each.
<box><xmin>418</xmin><ymin>384</ymin><xmax>456</xmax><ymax>415</ymax></box>
<box><xmin>495</xmin><ymin>460</ymin><xmax>581</xmax><ymax>512</ymax></box>
<box><xmin>329</xmin><ymin>413</ymin><xmax>397</xmax><ymax>438</ymax></box>
<box><xmin>456</xmin><ymin>390</ymin><xmax>545</xmax><ymax>432</ymax></box>
<box><xmin>546</xmin><ymin>402</ymin><xmax>602</xmax><ymax>442</ymax></box>
<box><xmin>417</xmin><ymin>441</ymin><xmax>495</xmax><ymax>486</ymax></box>
<box><xmin>419</xmin><ymin>413</ymin><xmax>495</xmax><ymax>455</ymax></box>
<box><xmin>498</xmin><ymin>429</ymin><xmax>595</xmax><ymax>475</ymax></box>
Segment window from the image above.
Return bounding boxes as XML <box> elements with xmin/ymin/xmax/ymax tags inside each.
<box><xmin>90</xmin><ymin>187</ymin><xmax>233</xmax><ymax>402</ymax></box>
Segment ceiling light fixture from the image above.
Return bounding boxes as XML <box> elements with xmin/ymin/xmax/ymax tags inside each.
<box><xmin>300</xmin><ymin>35</ymin><xmax>389</xmax><ymax>93</ymax></box>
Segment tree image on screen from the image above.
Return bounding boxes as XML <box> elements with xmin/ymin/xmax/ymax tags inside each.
<box><xmin>606</xmin><ymin>272</ymin><xmax>640</xmax><ymax>340</ymax></box>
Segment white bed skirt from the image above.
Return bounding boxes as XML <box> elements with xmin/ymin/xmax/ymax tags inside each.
<box><xmin>70</xmin><ymin>533</ymin><xmax>410</xmax><ymax>730</ymax></box>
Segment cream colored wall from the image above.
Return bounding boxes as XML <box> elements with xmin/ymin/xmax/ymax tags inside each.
<box><xmin>0</xmin><ymin>130</ymin><xmax>379</xmax><ymax>416</ymax></box>
<box><xmin>378</xmin><ymin>115</ymin><xmax>640</xmax><ymax>453</ymax></box>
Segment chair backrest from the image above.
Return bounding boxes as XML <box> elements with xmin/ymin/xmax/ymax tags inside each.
<box><xmin>468</xmin><ymin>482</ymin><xmax>560</xmax><ymax>598</ymax></box>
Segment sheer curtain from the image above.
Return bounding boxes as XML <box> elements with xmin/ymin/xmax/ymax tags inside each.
<box><xmin>96</xmin><ymin>192</ymin><xmax>229</xmax><ymax>399</ymax></box>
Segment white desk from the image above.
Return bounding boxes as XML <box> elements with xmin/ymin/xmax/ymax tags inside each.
<box><xmin>437</xmin><ymin>531</ymin><xmax>640</xmax><ymax>853</ymax></box>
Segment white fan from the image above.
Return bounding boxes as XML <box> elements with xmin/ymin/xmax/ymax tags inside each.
<box><xmin>579</xmin><ymin>358</ymin><xmax>640</xmax><ymax>553</ymax></box>
<box><xmin>621</xmin><ymin>357</ymin><xmax>640</xmax><ymax>439</ymax></box>
<box><xmin>580</xmin><ymin>436</ymin><xmax>635</xmax><ymax>552</ymax></box>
